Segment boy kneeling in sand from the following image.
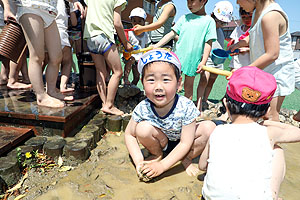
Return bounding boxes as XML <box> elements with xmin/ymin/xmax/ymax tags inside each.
<box><xmin>125</xmin><ymin>49</ymin><xmax>214</xmax><ymax>181</ymax></box>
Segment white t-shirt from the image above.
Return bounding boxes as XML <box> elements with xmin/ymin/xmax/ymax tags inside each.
<box><xmin>56</xmin><ymin>0</ymin><xmax>74</xmax><ymax>31</ymax></box>
<box><xmin>229</xmin><ymin>25</ymin><xmax>251</xmax><ymax>69</ymax></box>
<box><xmin>128</xmin><ymin>31</ymin><xmax>150</xmax><ymax>61</ymax></box>
<box><xmin>202</xmin><ymin>122</ymin><xmax>273</xmax><ymax>200</ymax></box>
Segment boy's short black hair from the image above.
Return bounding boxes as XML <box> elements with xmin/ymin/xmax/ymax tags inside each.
<box><xmin>141</xmin><ymin>61</ymin><xmax>181</xmax><ymax>82</ymax></box>
<box><xmin>225</xmin><ymin>94</ymin><xmax>270</xmax><ymax>118</ymax></box>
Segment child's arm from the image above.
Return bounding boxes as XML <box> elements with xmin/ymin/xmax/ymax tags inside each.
<box><xmin>141</xmin><ymin>121</ymin><xmax>196</xmax><ymax>178</ymax></box>
<box><xmin>114</xmin><ymin>5</ymin><xmax>133</xmax><ymax>52</ymax></box>
<box><xmin>249</xmin><ymin>12</ymin><xmax>286</xmax><ymax>70</ymax></box>
<box><xmin>199</xmin><ymin>141</ymin><xmax>209</xmax><ymax>171</ymax></box>
<box><xmin>196</xmin><ymin>39</ymin><xmax>213</xmax><ymax>73</ymax></box>
<box><xmin>2</xmin><ymin>0</ymin><xmax>16</xmax><ymax>21</ymax></box>
<box><xmin>153</xmin><ymin>30</ymin><xmax>177</xmax><ymax>49</ymax></box>
<box><xmin>124</xmin><ymin>118</ymin><xmax>144</xmax><ymax>169</ymax></box>
<box><xmin>133</xmin><ymin>4</ymin><xmax>175</xmax><ymax>36</ymax></box>
<box><xmin>263</xmin><ymin>120</ymin><xmax>300</xmax><ymax>146</ymax></box>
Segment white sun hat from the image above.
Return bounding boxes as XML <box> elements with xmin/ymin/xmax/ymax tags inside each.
<box><xmin>213</xmin><ymin>1</ymin><xmax>233</xmax><ymax>23</ymax></box>
<box><xmin>129</xmin><ymin>7</ymin><xmax>147</xmax><ymax>20</ymax></box>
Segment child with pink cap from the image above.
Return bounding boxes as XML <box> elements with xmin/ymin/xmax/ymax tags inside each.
<box><xmin>228</xmin><ymin>0</ymin><xmax>295</xmax><ymax>122</ymax></box>
<box><xmin>125</xmin><ymin>49</ymin><xmax>218</xmax><ymax>180</ymax></box>
<box><xmin>199</xmin><ymin>66</ymin><xmax>300</xmax><ymax>200</ymax></box>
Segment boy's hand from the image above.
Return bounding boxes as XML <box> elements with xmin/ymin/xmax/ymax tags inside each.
<box><xmin>4</xmin><ymin>10</ymin><xmax>16</xmax><ymax>21</ymax></box>
<box><xmin>196</xmin><ymin>62</ymin><xmax>205</xmax><ymax>74</ymax></box>
<box><xmin>133</xmin><ymin>25</ymin><xmax>143</xmax><ymax>36</ymax></box>
<box><xmin>124</xmin><ymin>42</ymin><xmax>133</xmax><ymax>52</ymax></box>
<box><xmin>73</xmin><ymin>2</ymin><xmax>85</xmax><ymax>18</ymax></box>
<box><xmin>140</xmin><ymin>161</ymin><xmax>165</xmax><ymax>179</ymax></box>
<box><xmin>226</xmin><ymin>68</ymin><xmax>236</xmax><ymax>80</ymax></box>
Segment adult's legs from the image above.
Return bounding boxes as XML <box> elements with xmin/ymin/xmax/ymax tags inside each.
<box><xmin>271</xmin><ymin>145</ymin><xmax>286</xmax><ymax>199</ymax></box>
<box><xmin>182</xmin><ymin>120</ymin><xmax>216</xmax><ymax>176</ymax></box>
<box><xmin>19</xmin><ymin>13</ymin><xmax>64</xmax><ymax>107</ymax></box>
<box><xmin>267</xmin><ymin>96</ymin><xmax>285</xmax><ymax>122</ymax></box>
<box><xmin>184</xmin><ymin>75</ymin><xmax>195</xmax><ymax>100</ymax></box>
<box><xmin>60</xmin><ymin>46</ymin><xmax>74</xmax><ymax>93</ymax></box>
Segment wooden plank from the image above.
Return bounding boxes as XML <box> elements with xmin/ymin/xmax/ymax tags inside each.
<box><xmin>0</xmin><ymin>126</ymin><xmax>34</xmax><ymax>156</ymax></box>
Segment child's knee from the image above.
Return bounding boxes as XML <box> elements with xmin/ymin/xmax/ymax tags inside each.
<box><xmin>135</xmin><ymin>121</ymin><xmax>153</xmax><ymax>138</ymax></box>
<box><xmin>196</xmin><ymin>120</ymin><xmax>216</xmax><ymax>138</ymax></box>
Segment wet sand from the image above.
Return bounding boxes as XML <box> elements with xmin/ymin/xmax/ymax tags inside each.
<box><xmin>23</xmin><ymin>131</ymin><xmax>300</xmax><ymax>200</ymax></box>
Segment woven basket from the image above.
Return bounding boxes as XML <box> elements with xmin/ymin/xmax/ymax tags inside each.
<box><xmin>0</xmin><ymin>19</ymin><xmax>26</xmax><ymax>63</ymax></box>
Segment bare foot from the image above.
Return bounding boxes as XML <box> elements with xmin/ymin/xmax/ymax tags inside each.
<box><xmin>37</xmin><ymin>94</ymin><xmax>65</xmax><ymax>108</ymax></box>
<box><xmin>60</xmin><ymin>87</ymin><xmax>75</xmax><ymax>93</ymax></box>
<box><xmin>101</xmin><ymin>106</ymin><xmax>124</xmax><ymax>115</ymax></box>
<box><xmin>7</xmin><ymin>81</ymin><xmax>32</xmax><ymax>90</ymax></box>
<box><xmin>48</xmin><ymin>90</ymin><xmax>74</xmax><ymax>101</ymax></box>
<box><xmin>182</xmin><ymin>158</ymin><xmax>200</xmax><ymax>176</ymax></box>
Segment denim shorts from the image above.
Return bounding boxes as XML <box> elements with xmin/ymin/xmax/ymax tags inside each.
<box><xmin>87</xmin><ymin>33</ymin><xmax>113</xmax><ymax>55</ymax></box>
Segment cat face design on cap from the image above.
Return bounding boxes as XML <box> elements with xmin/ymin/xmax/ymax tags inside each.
<box><xmin>241</xmin><ymin>87</ymin><xmax>261</xmax><ymax>102</ymax></box>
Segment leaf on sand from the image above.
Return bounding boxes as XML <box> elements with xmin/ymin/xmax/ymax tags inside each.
<box><xmin>58</xmin><ymin>166</ymin><xmax>73</xmax><ymax>172</ymax></box>
<box><xmin>14</xmin><ymin>194</ymin><xmax>26</xmax><ymax>200</ymax></box>
<box><xmin>7</xmin><ymin>173</ymin><xmax>28</xmax><ymax>193</ymax></box>
<box><xmin>57</xmin><ymin>156</ymin><xmax>63</xmax><ymax>167</ymax></box>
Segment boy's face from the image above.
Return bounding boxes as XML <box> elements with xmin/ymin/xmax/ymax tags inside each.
<box><xmin>236</xmin><ymin>0</ymin><xmax>255</xmax><ymax>13</ymax></box>
<box><xmin>142</xmin><ymin>62</ymin><xmax>180</xmax><ymax>108</ymax></box>
<box><xmin>241</xmin><ymin>13</ymin><xmax>252</xmax><ymax>26</ymax></box>
<box><xmin>187</xmin><ymin>0</ymin><xmax>205</xmax><ymax>14</ymax></box>
<box><xmin>131</xmin><ymin>16</ymin><xmax>145</xmax><ymax>26</ymax></box>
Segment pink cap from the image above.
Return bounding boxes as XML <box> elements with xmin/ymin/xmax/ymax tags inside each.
<box><xmin>226</xmin><ymin>66</ymin><xmax>277</xmax><ymax>105</ymax></box>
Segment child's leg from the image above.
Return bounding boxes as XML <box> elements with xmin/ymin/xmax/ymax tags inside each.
<box><xmin>123</xmin><ymin>57</ymin><xmax>135</xmax><ymax>85</ymax></box>
<box><xmin>44</xmin><ymin>21</ymin><xmax>73</xmax><ymax>101</ymax></box>
<box><xmin>19</xmin><ymin>14</ymin><xmax>64</xmax><ymax>107</ymax></box>
<box><xmin>135</xmin><ymin>121</ymin><xmax>167</xmax><ymax>163</ymax></box>
<box><xmin>184</xmin><ymin>75</ymin><xmax>195</xmax><ymax>100</ymax></box>
<box><xmin>91</xmin><ymin>53</ymin><xmax>108</xmax><ymax>105</ymax></box>
<box><xmin>7</xmin><ymin>51</ymin><xmax>31</xmax><ymax>89</ymax></box>
<box><xmin>271</xmin><ymin>145</ymin><xmax>286</xmax><ymax>199</ymax></box>
<box><xmin>196</xmin><ymin>71</ymin><xmax>210</xmax><ymax>111</ymax></box>
<box><xmin>203</xmin><ymin>74</ymin><xmax>218</xmax><ymax>103</ymax></box>
<box><xmin>132</xmin><ymin>62</ymin><xmax>140</xmax><ymax>85</ymax></box>
<box><xmin>20</xmin><ymin>50</ymin><xmax>31</xmax><ymax>84</ymax></box>
<box><xmin>182</xmin><ymin>120</ymin><xmax>216</xmax><ymax>176</ymax></box>
<box><xmin>0</xmin><ymin>59</ymin><xmax>9</xmax><ymax>85</ymax></box>
<box><xmin>267</xmin><ymin>96</ymin><xmax>285</xmax><ymax>122</ymax></box>
<box><xmin>102</xmin><ymin>44</ymin><xmax>124</xmax><ymax>115</ymax></box>
<box><xmin>60</xmin><ymin>46</ymin><xmax>74</xmax><ymax>93</ymax></box>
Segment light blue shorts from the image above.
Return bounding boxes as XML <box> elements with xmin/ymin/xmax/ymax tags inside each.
<box><xmin>87</xmin><ymin>33</ymin><xmax>113</xmax><ymax>55</ymax></box>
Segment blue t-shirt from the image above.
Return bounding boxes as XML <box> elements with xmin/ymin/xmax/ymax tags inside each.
<box><xmin>132</xmin><ymin>94</ymin><xmax>200</xmax><ymax>141</ymax></box>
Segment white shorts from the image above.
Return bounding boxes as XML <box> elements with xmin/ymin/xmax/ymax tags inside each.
<box><xmin>58</xmin><ymin>28</ymin><xmax>71</xmax><ymax>49</ymax></box>
<box><xmin>17</xmin><ymin>6</ymin><xmax>55</xmax><ymax>28</ymax></box>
